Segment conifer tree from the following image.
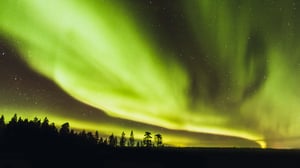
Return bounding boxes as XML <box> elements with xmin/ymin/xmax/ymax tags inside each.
<box><xmin>129</xmin><ymin>130</ymin><xmax>135</xmax><ymax>147</ymax></box>
<box><xmin>119</xmin><ymin>131</ymin><xmax>126</xmax><ymax>147</ymax></box>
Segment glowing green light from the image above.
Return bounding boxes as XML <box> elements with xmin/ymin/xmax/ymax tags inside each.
<box><xmin>3</xmin><ymin>0</ymin><xmax>299</xmax><ymax>148</ymax></box>
<box><xmin>184</xmin><ymin>0</ymin><xmax>300</xmax><ymax>148</ymax></box>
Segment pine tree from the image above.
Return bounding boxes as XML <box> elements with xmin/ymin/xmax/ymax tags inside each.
<box><xmin>103</xmin><ymin>138</ymin><xmax>108</xmax><ymax>145</ymax></box>
<box><xmin>119</xmin><ymin>131</ymin><xmax>126</xmax><ymax>147</ymax></box>
<box><xmin>0</xmin><ymin>115</ymin><xmax>5</xmax><ymax>129</ymax></box>
<box><xmin>41</xmin><ymin>117</ymin><xmax>49</xmax><ymax>129</ymax></box>
<box><xmin>109</xmin><ymin>133</ymin><xmax>117</xmax><ymax>147</ymax></box>
<box><xmin>95</xmin><ymin>131</ymin><xmax>99</xmax><ymax>142</ymax></box>
<box><xmin>9</xmin><ymin>114</ymin><xmax>18</xmax><ymax>125</ymax></box>
<box><xmin>129</xmin><ymin>130</ymin><xmax>135</xmax><ymax>147</ymax></box>
<box><xmin>99</xmin><ymin>137</ymin><xmax>104</xmax><ymax>144</ymax></box>
<box><xmin>0</xmin><ymin>115</ymin><xmax>5</xmax><ymax>140</ymax></box>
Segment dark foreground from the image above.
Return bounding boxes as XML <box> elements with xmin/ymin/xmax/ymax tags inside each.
<box><xmin>1</xmin><ymin>146</ymin><xmax>300</xmax><ymax>168</ymax></box>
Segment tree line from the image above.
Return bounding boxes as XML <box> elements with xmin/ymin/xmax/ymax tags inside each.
<box><xmin>0</xmin><ymin>114</ymin><xmax>163</xmax><ymax>148</ymax></box>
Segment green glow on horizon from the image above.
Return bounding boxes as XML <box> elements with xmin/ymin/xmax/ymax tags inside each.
<box><xmin>0</xmin><ymin>109</ymin><xmax>205</xmax><ymax>147</ymax></box>
<box><xmin>1</xmin><ymin>0</ymin><xmax>300</xmax><ymax>148</ymax></box>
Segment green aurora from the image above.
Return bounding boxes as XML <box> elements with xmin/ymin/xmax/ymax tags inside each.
<box><xmin>1</xmin><ymin>0</ymin><xmax>300</xmax><ymax>148</ymax></box>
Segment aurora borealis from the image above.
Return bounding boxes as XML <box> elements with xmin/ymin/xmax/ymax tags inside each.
<box><xmin>1</xmin><ymin>0</ymin><xmax>300</xmax><ymax>148</ymax></box>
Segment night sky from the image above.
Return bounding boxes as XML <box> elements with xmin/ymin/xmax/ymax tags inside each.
<box><xmin>1</xmin><ymin>0</ymin><xmax>300</xmax><ymax>148</ymax></box>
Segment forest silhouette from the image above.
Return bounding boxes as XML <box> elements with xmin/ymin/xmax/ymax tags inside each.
<box><xmin>1</xmin><ymin>114</ymin><xmax>300</xmax><ymax>168</ymax></box>
<box><xmin>0</xmin><ymin>114</ymin><xmax>164</xmax><ymax>149</ymax></box>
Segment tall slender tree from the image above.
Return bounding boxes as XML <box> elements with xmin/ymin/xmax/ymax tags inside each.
<box><xmin>0</xmin><ymin>115</ymin><xmax>5</xmax><ymax>129</ymax></box>
<box><xmin>99</xmin><ymin>137</ymin><xmax>104</xmax><ymax>144</ymax></box>
<box><xmin>95</xmin><ymin>131</ymin><xmax>99</xmax><ymax>142</ymax></box>
<box><xmin>0</xmin><ymin>115</ymin><xmax>5</xmax><ymax>140</ymax></box>
<box><xmin>109</xmin><ymin>133</ymin><xmax>117</xmax><ymax>147</ymax></box>
<box><xmin>129</xmin><ymin>130</ymin><xmax>135</xmax><ymax>147</ymax></box>
<box><xmin>119</xmin><ymin>131</ymin><xmax>126</xmax><ymax>147</ymax></box>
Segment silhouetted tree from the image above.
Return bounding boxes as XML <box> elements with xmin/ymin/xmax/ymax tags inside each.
<box><xmin>119</xmin><ymin>131</ymin><xmax>126</xmax><ymax>147</ymax></box>
<box><xmin>128</xmin><ymin>130</ymin><xmax>135</xmax><ymax>147</ymax></box>
<box><xmin>80</xmin><ymin>130</ymin><xmax>87</xmax><ymax>137</ymax></box>
<box><xmin>49</xmin><ymin>122</ymin><xmax>58</xmax><ymax>135</ymax></box>
<box><xmin>103</xmin><ymin>138</ymin><xmax>108</xmax><ymax>146</ymax></box>
<box><xmin>95</xmin><ymin>131</ymin><xmax>99</xmax><ymax>142</ymax></box>
<box><xmin>60</xmin><ymin>122</ymin><xmax>70</xmax><ymax>135</ymax></box>
<box><xmin>9</xmin><ymin>114</ymin><xmax>18</xmax><ymax>125</ymax></box>
<box><xmin>0</xmin><ymin>115</ymin><xmax>5</xmax><ymax>129</ymax></box>
<box><xmin>154</xmin><ymin>133</ymin><xmax>163</xmax><ymax>147</ymax></box>
<box><xmin>7</xmin><ymin>114</ymin><xmax>18</xmax><ymax>139</ymax></box>
<box><xmin>33</xmin><ymin>117</ymin><xmax>41</xmax><ymax>127</ymax></box>
<box><xmin>0</xmin><ymin>115</ymin><xmax>5</xmax><ymax>141</ymax></box>
<box><xmin>0</xmin><ymin>115</ymin><xmax>166</xmax><ymax>150</ymax></box>
<box><xmin>99</xmin><ymin>137</ymin><xmax>104</xmax><ymax>144</ymax></box>
<box><xmin>87</xmin><ymin>132</ymin><xmax>96</xmax><ymax>144</ymax></box>
<box><xmin>41</xmin><ymin>117</ymin><xmax>49</xmax><ymax>129</ymax></box>
<box><xmin>17</xmin><ymin>117</ymin><xmax>23</xmax><ymax>123</ymax></box>
<box><xmin>136</xmin><ymin>141</ymin><xmax>141</xmax><ymax>148</ymax></box>
<box><xmin>70</xmin><ymin>129</ymin><xmax>75</xmax><ymax>135</ymax></box>
<box><xmin>109</xmin><ymin>134</ymin><xmax>117</xmax><ymax>147</ymax></box>
<box><xmin>143</xmin><ymin>131</ymin><xmax>152</xmax><ymax>147</ymax></box>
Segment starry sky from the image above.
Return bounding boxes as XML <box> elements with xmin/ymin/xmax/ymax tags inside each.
<box><xmin>1</xmin><ymin>0</ymin><xmax>300</xmax><ymax>148</ymax></box>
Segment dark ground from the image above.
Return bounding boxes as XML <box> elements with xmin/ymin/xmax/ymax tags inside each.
<box><xmin>1</xmin><ymin>146</ymin><xmax>300</xmax><ymax>168</ymax></box>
